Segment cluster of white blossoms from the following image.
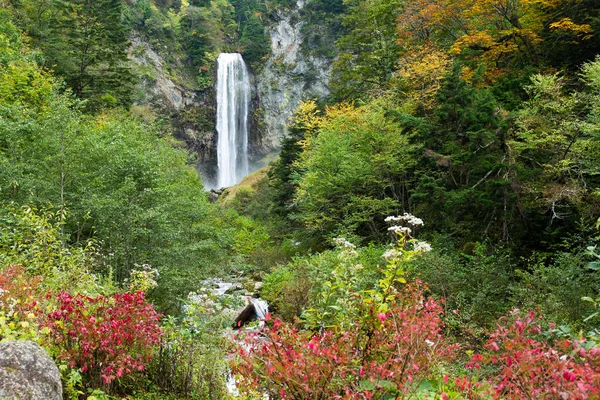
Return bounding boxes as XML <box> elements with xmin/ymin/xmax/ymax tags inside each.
<box><xmin>334</xmin><ymin>237</ymin><xmax>356</xmax><ymax>249</ymax></box>
<box><xmin>127</xmin><ymin>263</ymin><xmax>160</xmax><ymax>292</ymax></box>
<box><xmin>383</xmin><ymin>213</ymin><xmax>433</xmax><ymax>254</ymax></box>
<box><xmin>414</xmin><ymin>241</ymin><xmax>432</xmax><ymax>253</ymax></box>
<box><xmin>382</xmin><ymin>248</ymin><xmax>402</xmax><ymax>260</ymax></box>
<box><xmin>386</xmin><ymin>213</ymin><xmax>423</xmax><ymax>238</ymax></box>
<box><xmin>388</xmin><ymin>226</ymin><xmax>412</xmax><ymax>235</ymax></box>
<box><xmin>385</xmin><ymin>213</ymin><xmax>424</xmax><ymax>227</ymax></box>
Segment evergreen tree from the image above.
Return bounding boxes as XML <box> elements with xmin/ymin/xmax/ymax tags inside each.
<box><xmin>410</xmin><ymin>66</ymin><xmax>511</xmax><ymax>243</ymax></box>
<box><xmin>44</xmin><ymin>0</ymin><xmax>133</xmax><ymax>109</ymax></box>
<box><xmin>331</xmin><ymin>0</ymin><xmax>402</xmax><ymax>100</ymax></box>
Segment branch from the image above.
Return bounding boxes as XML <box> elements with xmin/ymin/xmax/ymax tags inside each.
<box><xmin>471</xmin><ymin>169</ymin><xmax>495</xmax><ymax>189</ymax></box>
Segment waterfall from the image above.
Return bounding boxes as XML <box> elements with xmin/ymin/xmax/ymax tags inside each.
<box><xmin>216</xmin><ymin>53</ymin><xmax>251</xmax><ymax>188</ymax></box>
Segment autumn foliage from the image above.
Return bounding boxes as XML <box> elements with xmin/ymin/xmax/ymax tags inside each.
<box><xmin>0</xmin><ymin>265</ymin><xmax>41</xmax><ymax>314</ymax></box>
<box><xmin>233</xmin><ymin>282</ymin><xmax>457</xmax><ymax>399</ymax></box>
<box><xmin>233</xmin><ymin>284</ymin><xmax>600</xmax><ymax>399</ymax></box>
<box><xmin>44</xmin><ymin>291</ymin><xmax>162</xmax><ymax>386</ymax></box>
<box><xmin>474</xmin><ymin>310</ymin><xmax>600</xmax><ymax>399</ymax></box>
<box><xmin>396</xmin><ymin>0</ymin><xmax>596</xmax><ymax>78</ymax></box>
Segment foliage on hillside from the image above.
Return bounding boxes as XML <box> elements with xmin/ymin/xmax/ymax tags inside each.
<box><xmin>1</xmin><ymin>0</ymin><xmax>600</xmax><ymax>399</ymax></box>
<box><xmin>229</xmin><ymin>1</ymin><xmax>600</xmax><ymax>397</ymax></box>
<box><xmin>261</xmin><ymin>0</ymin><xmax>600</xmax><ymax>254</ymax></box>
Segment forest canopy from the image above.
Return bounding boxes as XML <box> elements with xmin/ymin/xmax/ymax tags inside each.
<box><xmin>0</xmin><ymin>0</ymin><xmax>600</xmax><ymax>398</ymax></box>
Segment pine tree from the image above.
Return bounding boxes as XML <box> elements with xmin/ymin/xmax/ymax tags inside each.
<box><xmin>45</xmin><ymin>0</ymin><xmax>133</xmax><ymax>110</ymax></box>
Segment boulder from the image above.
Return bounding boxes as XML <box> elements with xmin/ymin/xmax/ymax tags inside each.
<box><xmin>233</xmin><ymin>298</ymin><xmax>269</xmax><ymax>329</ymax></box>
<box><xmin>0</xmin><ymin>340</ymin><xmax>62</xmax><ymax>400</ymax></box>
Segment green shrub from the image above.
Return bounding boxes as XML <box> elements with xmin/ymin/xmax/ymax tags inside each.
<box><xmin>262</xmin><ymin>265</ymin><xmax>312</xmax><ymax>322</ymax></box>
<box><xmin>262</xmin><ymin>242</ymin><xmax>386</xmax><ymax>322</ymax></box>
<box><xmin>407</xmin><ymin>240</ymin><xmax>514</xmax><ymax>334</ymax></box>
<box><xmin>512</xmin><ymin>251</ymin><xmax>600</xmax><ymax>330</ymax></box>
<box><xmin>0</xmin><ymin>205</ymin><xmax>110</xmax><ymax>295</ymax></box>
<box><xmin>146</xmin><ymin>293</ymin><xmax>236</xmax><ymax>399</ymax></box>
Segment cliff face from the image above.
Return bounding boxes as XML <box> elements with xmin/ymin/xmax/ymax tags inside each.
<box><xmin>255</xmin><ymin>0</ymin><xmax>332</xmax><ymax>152</ymax></box>
<box><xmin>127</xmin><ymin>0</ymin><xmax>335</xmax><ymax>187</ymax></box>
<box><xmin>128</xmin><ymin>33</ymin><xmax>219</xmax><ymax>183</ymax></box>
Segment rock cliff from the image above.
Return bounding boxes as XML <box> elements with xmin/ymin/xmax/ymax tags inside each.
<box><xmin>126</xmin><ymin>0</ymin><xmax>335</xmax><ymax>186</ymax></box>
<box><xmin>256</xmin><ymin>0</ymin><xmax>332</xmax><ymax>151</ymax></box>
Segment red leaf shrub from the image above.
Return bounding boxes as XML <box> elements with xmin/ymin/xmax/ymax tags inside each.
<box><xmin>0</xmin><ymin>265</ymin><xmax>42</xmax><ymax>314</ymax></box>
<box><xmin>233</xmin><ymin>282</ymin><xmax>457</xmax><ymax>399</ymax></box>
<box><xmin>471</xmin><ymin>310</ymin><xmax>600</xmax><ymax>399</ymax></box>
<box><xmin>44</xmin><ymin>291</ymin><xmax>162</xmax><ymax>387</ymax></box>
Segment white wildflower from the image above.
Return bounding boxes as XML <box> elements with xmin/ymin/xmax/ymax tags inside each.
<box><xmin>334</xmin><ymin>237</ymin><xmax>356</xmax><ymax>249</ymax></box>
<box><xmin>382</xmin><ymin>249</ymin><xmax>402</xmax><ymax>260</ymax></box>
<box><xmin>425</xmin><ymin>339</ymin><xmax>435</xmax><ymax>347</ymax></box>
<box><xmin>388</xmin><ymin>226</ymin><xmax>412</xmax><ymax>235</ymax></box>
<box><xmin>414</xmin><ymin>241</ymin><xmax>432</xmax><ymax>253</ymax></box>
<box><xmin>385</xmin><ymin>213</ymin><xmax>424</xmax><ymax>227</ymax></box>
<box><xmin>407</xmin><ymin>215</ymin><xmax>424</xmax><ymax>226</ymax></box>
<box><xmin>398</xmin><ymin>213</ymin><xmax>423</xmax><ymax>226</ymax></box>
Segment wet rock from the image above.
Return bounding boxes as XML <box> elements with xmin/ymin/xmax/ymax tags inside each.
<box><xmin>209</xmin><ymin>188</ymin><xmax>225</xmax><ymax>203</ymax></box>
<box><xmin>0</xmin><ymin>340</ymin><xmax>62</xmax><ymax>400</ymax></box>
<box><xmin>233</xmin><ymin>298</ymin><xmax>269</xmax><ymax>329</ymax></box>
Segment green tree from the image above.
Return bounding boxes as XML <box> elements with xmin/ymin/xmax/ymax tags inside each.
<box><xmin>268</xmin><ymin>101</ymin><xmax>321</xmax><ymax>223</ymax></box>
<box><xmin>35</xmin><ymin>0</ymin><xmax>133</xmax><ymax>109</ymax></box>
<box><xmin>331</xmin><ymin>0</ymin><xmax>402</xmax><ymax>100</ymax></box>
<box><xmin>294</xmin><ymin>99</ymin><xmax>418</xmax><ymax>246</ymax></box>
<box><xmin>0</xmin><ymin>18</ymin><xmax>228</xmax><ymax>313</ymax></box>
<box><xmin>238</xmin><ymin>12</ymin><xmax>269</xmax><ymax>64</ymax></box>
<box><xmin>181</xmin><ymin>0</ymin><xmax>236</xmax><ymax>68</ymax></box>
<box><xmin>510</xmin><ymin>61</ymin><xmax>600</xmax><ymax>235</ymax></box>
<box><xmin>408</xmin><ymin>66</ymin><xmax>512</xmax><ymax>243</ymax></box>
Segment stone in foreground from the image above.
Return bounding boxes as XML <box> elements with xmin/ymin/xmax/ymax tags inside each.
<box><xmin>0</xmin><ymin>340</ymin><xmax>62</xmax><ymax>400</ymax></box>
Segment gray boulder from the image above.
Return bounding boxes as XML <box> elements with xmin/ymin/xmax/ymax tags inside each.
<box><xmin>0</xmin><ymin>340</ymin><xmax>62</xmax><ymax>400</ymax></box>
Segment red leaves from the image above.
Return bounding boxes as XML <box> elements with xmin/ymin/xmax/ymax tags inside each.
<box><xmin>0</xmin><ymin>265</ymin><xmax>42</xmax><ymax>314</ymax></box>
<box><xmin>0</xmin><ymin>267</ymin><xmax>162</xmax><ymax>391</ymax></box>
<box><xmin>472</xmin><ymin>311</ymin><xmax>600</xmax><ymax>399</ymax></box>
<box><xmin>43</xmin><ymin>291</ymin><xmax>162</xmax><ymax>385</ymax></box>
<box><xmin>233</xmin><ymin>284</ymin><xmax>600</xmax><ymax>399</ymax></box>
<box><xmin>232</xmin><ymin>282</ymin><xmax>456</xmax><ymax>399</ymax></box>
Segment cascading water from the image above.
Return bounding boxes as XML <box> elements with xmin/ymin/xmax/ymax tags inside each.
<box><xmin>216</xmin><ymin>53</ymin><xmax>251</xmax><ymax>188</ymax></box>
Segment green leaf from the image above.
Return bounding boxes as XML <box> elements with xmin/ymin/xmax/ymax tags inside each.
<box><xmin>582</xmin><ymin>297</ymin><xmax>596</xmax><ymax>303</ymax></box>
<box><xmin>584</xmin><ymin>312</ymin><xmax>599</xmax><ymax>322</ymax></box>
<box><xmin>359</xmin><ymin>380</ymin><xmax>375</xmax><ymax>391</ymax></box>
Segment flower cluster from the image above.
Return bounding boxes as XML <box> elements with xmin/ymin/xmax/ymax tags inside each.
<box><xmin>385</xmin><ymin>213</ymin><xmax>424</xmax><ymax>239</ymax></box>
<box><xmin>382</xmin><ymin>248</ymin><xmax>401</xmax><ymax>260</ymax></box>
<box><xmin>384</xmin><ymin>213</ymin><xmax>432</xmax><ymax>253</ymax></box>
<box><xmin>333</xmin><ymin>237</ymin><xmax>356</xmax><ymax>249</ymax></box>
<box><xmin>385</xmin><ymin>213</ymin><xmax>424</xmax><ymax>226</ymax></box>
<box><xmin>388</xmin><ymin>225</ymin><xmax>412</xmax><ymax>235</ymax></box>
<box><xmin>333</xmin><ymin>237</ymin><xmax>359</xmax><ymax>258</ymax></box>
<box><xmin>127</xmin><ymin>263</ymin><xmax>159</xmax><ymax>292</ymax></box>
<box><xmin>414</xmin><ymin>241</ymin><xmax>433</xmax><ymax>253</ymax></box>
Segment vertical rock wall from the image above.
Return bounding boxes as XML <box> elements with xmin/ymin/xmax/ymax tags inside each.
<box><xmin>128</xmin><ymin>33</ymin><xmax>218</xmax><ymax>185</ymax></box>
<box><xmin>255</xmin><ymin>0</ymin><xmax>332</xmax><ymax>153</ymax></box>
